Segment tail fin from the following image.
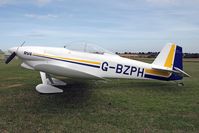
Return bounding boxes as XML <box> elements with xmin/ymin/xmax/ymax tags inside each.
<box><xmin>152</xmin><ymin>43</ymin><xmax>185</xmax><ymax>80</ymax></box>
<box><xmin>153</xmin><ymin>43</ymin><xmax>182</xmax><ymax>70</ymax></box>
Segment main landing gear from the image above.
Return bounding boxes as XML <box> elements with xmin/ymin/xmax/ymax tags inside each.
<box><xmin>36</xmin><ymin>72</ymin><xmax>67</xmax><ymax>94</ymax></box>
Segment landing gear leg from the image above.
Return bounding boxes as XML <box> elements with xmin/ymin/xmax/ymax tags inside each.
<box><xmin>36</xmin><ymin>72</ymin><xmax>66</xmax><ymax>94</ymax></box>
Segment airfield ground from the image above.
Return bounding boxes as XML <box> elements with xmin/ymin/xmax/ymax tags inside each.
<box><xmin>0</xmin><ymin>56</ymin><xmax>199</xmax><ymax>132</ymax></box>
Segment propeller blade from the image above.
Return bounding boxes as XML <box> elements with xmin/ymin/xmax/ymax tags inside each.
<box><xmin>5</xmin><ymin>52</ymin><xmax>16</xmax><ymax>64</ymax></box>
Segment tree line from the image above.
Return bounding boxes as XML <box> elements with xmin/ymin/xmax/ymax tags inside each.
<box><xmin>116</xmin><ymin>52</ymin><xmax>199</xmax><ymax>58</ymax></box>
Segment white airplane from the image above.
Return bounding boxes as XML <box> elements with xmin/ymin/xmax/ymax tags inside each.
<box><xmin>5</xmin><ymin>43</ymin><xmax>190</xmax><ymax>94</ymax></box>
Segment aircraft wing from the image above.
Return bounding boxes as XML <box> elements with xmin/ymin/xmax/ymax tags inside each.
<box><xmin>34</xmin><ymin>63</ymin><xmax>104</xmax><ymax>80</ymax></box>
<box><xmin>152</xmin><ymin>65</ymin><xmax>191</xmax><ymax>77</ymax></box>
<box><xmin>21</xmin><ymin>63</ymin><xmax>34</xmax><ymax>70</ymax></box>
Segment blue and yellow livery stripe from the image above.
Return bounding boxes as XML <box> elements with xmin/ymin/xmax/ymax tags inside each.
<box><xmin>144</xmin><ymin>68</ymin><xmax>172</xmax><ymax>81</ymax></box>
<box><xmin>33</xmin><ymin>53</ymin><xmax>101</xmax><ymax>68</ymax></box>
<box><xmin>144</xmin><ymin>44</ymin><xmax>176</xmax><ymax>80</ymax></box>
<box><xmin>145</xmin><ymin>69</ymin><xmax>171</xmax><ymax>77</ymax></box>
<box><xmin>144</xmin><ymin>74</ymin><xmax>171</xmax><ymax>81</ymax></box>
<box><xmin>164</xmin><ymin>44</ymin><xmax>176</xmax><ymax>68</ymax></box>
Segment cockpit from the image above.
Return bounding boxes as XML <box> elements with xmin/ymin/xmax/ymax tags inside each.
<box><xmin>64</xmin><ymin>42</ymin><xmax>116</xmax><ymax>55</ymax></box>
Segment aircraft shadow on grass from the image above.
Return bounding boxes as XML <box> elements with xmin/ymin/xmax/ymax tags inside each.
<box><xmin>28</xmin><ymin>80</ymin><xmax>186</xmax><ymax>115</ymax></box>
<box><xmin>38</xmin><ymin>80</ymin><xmax>183</xmax><ymax>104</ymax></box>
<box><xmin>38</xmin><ymin>81</ymin><xmax>92</xmax><ymax>105</ymax></box>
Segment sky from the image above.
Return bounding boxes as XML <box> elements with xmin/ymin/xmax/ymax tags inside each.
<box><xmin>0</xmin><ymin>0</ymin><xmax>199</xmax><ymax>52</ymax></box>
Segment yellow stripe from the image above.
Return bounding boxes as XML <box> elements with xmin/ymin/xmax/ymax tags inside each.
<box><xmin>33</xmin><ymin>53</ymin><xmax>101</xmax><ymax>65</ymax></box>
<box><xmin>164</xmin><ymin>44</ymin><xmax>176</xmax><ymax>68</ymax></box>
<box><xmin>145</xmin><ymin>69</ymin><xmax>171</xmax><ymax>77</ymax></box>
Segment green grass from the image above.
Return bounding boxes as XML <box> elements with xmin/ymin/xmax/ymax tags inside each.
<box><xmin>0</xmin><ymin>59</ymin><xmax>199</xmax><ymax>133</ymax></box>
<box><xmin>0</xmin><ymin>53</ymin><xmax>4</xmax><ymax>60</ymax></box>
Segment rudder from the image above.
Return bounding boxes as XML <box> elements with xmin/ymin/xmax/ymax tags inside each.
<box><xmin>153</xmin><ymin>43</ymin><xmax>184</xmax><ymax>80</ymax></box>
<box><xmin>169</xmin><ymin>45</ymin><xmax>183</xmax><ymax>80</ymax></box>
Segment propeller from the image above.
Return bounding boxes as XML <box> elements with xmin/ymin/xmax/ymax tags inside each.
<box><xmin>5</xmin><ymin>41</ymin><xmax>26</xmax><ymax>64</ymax></box>
<box><xmin>5</xmin><ymin>52</ymin><xmax>16</xmax><ymax>64</ymax></box>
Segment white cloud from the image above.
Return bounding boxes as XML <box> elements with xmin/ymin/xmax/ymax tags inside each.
<box><xmin>0</xmin><ymin>0</ymin><xmax>12</xmax><ymax>5</ymax></box>
<box><xmin>9</xmin><ymin>29</ymin><xmax>100</xmax><ymax>39</ymax></box>
<box><xmin>25</xmin><ymin>13</ymin><xmax>58</xmax><ymax>19</ymax></box>
<box><xmin>146</xmin><ymin>0</ymin><xmax>176</xmax><ymax>4</ymax></box>
<box><xmin>146</xmin><ymin>0</ymin><xmax>199</xmax><ymax>5</ymax></box>
<box><xmin>0</xmin><ymin>0</ymin><xmax>55</xmax><ymax>6</ymax></box>
<box><xmin>36</xmin><ymin>0</ymin><xmax>51</xmax><ymax>5</ymax></box>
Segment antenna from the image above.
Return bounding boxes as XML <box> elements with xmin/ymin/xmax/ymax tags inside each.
<box><xmin>21</xmin><ymin>41</ymin><xmax>26</xmax><ymax>47</ymax></box>
<box><xmin>17</xmin><ymin>41</ymin><xmax>26</xmax><ymax>52</ymax></box>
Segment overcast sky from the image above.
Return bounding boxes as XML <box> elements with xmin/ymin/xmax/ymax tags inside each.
<box><xmin>0</xmin><ymin>0</ymin><xmax>198</xmax><ymax>52</ymax></box>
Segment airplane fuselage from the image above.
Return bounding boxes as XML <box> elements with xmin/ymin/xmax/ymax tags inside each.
<box><xmin>6</xmin><ymin>44</ymin><xmax>188</xmax><ymax>93</ymax></box>
<box><xmin>14</xmin><ymin>46</ymin><xmax>172</xmax><ymax>81</ymax></box>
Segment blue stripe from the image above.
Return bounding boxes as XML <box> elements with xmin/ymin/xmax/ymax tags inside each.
<box><xmin>144</xmin><ymin>74</ymin><xmax>170</xmax><ymax>81</ymax></box>
<box><xmin>145</xmin><ymin>45</ymin><xmax>184</xmax><ymax>81</ymax></box>
<box><xmin>34</xmin><ymin>55</ymin><xmax>100</xmax><ymax>68</ymax></box>
<box><xmin>173</xmin><ymin>46</ymin><xmax>183</xmax><ymax>70</ymax></box>
<box><xmin>169</xmin><ymin>46</ymin><xmax>183</xmax><ymax>80</ymax></box>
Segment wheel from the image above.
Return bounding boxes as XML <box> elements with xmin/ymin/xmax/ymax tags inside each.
<box><xmin>178</xmin><ymin>82</ymin><xmax>184</xmax><ymax>86</ymax></box>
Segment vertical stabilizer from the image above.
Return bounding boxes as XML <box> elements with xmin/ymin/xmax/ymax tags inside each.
<box><xmin>153</xmin><ymin>43</ymin><xmax>177</xmax><ymax>69</ymax></box>
<box><xmin>152</xmin><ymin>43</ymin><xmax>184</xmax><ymax>80</ymax></box>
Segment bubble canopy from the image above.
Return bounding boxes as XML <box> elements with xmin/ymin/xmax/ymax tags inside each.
<box><xmin>64</xmin><ymin>42</ymin><xmax>115</xmax><ymax>55</ymax></box>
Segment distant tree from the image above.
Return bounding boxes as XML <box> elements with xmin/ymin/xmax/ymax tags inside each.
<box><xmin>184</xmin><ymin>53</ymin><xmax>199</xmax><ymax>58</ymax></box>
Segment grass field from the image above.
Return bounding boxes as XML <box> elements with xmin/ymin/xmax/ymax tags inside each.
<box><xmin>0</xmin><ymin>57</ymin><xmax>199</xmax><ymax>133</ymax></box>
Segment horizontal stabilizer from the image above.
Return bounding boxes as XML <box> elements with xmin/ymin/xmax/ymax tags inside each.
<box><xmin>174</xmin><ymin>67</ymin><xmax>191</xmax><ymax>77</ymax></box>
<box><xmin>152</xmin><ymin>65</ymin><xmax>174</xmax><ymax>73</ymax></box>
<box><xmin>151</xmin><ymin>65</ymin><xmax>191</xmax><ymax>77</ymax></box>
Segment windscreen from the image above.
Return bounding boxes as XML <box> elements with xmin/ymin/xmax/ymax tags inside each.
<box><xmin>64</xmin><ymin>42</ymin><xmax>115</xmax><ymax>55</ymax></box>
